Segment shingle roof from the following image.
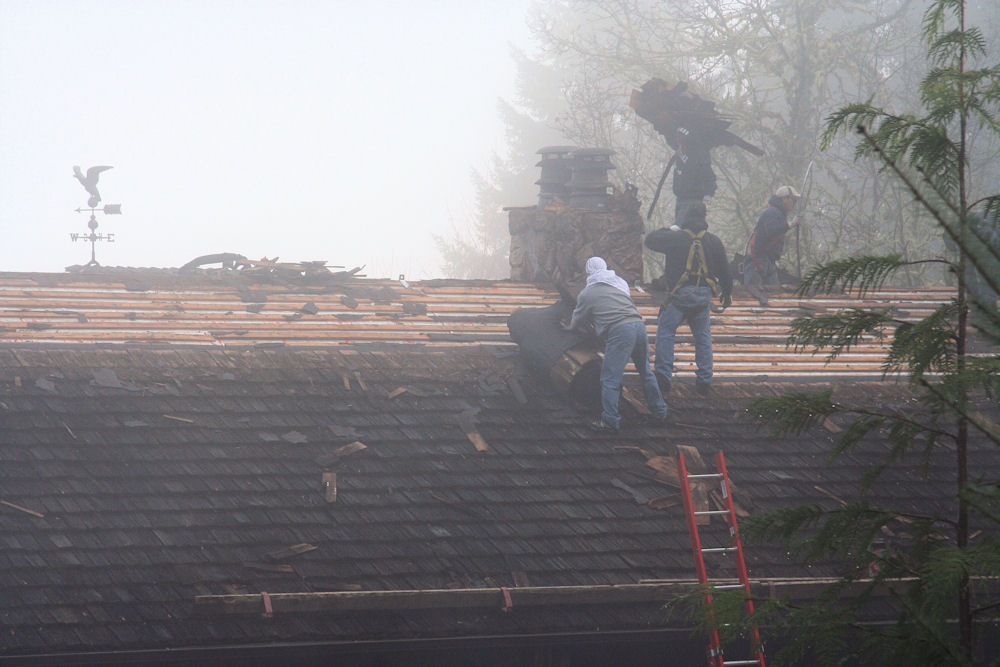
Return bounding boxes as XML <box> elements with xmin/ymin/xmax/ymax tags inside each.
<box><xmin>0</xmin><ymin>269</ymin><xmax>992</xmax><ymax>657</ymax></box>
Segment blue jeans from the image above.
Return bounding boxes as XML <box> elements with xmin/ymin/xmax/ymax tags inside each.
<box><xmin>601</xmin><ymin>320</ymin><xmax>668</xmax><ymax>428</ymax></box>
<box><xmin>655</xmin><ymin>285</ymin><xmax>713</xmax><ymax>383</ymax></box>
<box><xmin>675</xmin><ymin>197</ymin><xmax>702</xmax><ymax>228</ymax></box>
<box><xmin>745</xmin><ymin>256</ymin><xmax>779</xmax><ymax>287</ymax></box>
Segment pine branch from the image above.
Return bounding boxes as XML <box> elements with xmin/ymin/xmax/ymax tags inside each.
<box><xmin>919</xmin><ymin>377</ymin><xmax>1000</xmax><ymax>448</ymax></box>
<box><xmin>887</xmin><ymin>584</ymin><xmax>969</xmax><ymax>666</ymax></box>
<box><xmin>857</xmin><ymin>125</ymin><xmax>1000</xmax><ymax>299</ymax></box>
<box><xmin>884</xmin><ymin>300</ymin><xmax>960</xmax><ymax>379</ymax></box>
<box><xmin>961</xmin><ymin>483</ymin><xmax>1000</xmax><ymax>525</ymax></box>
<box><xmin>786</xmin><ymin>308</ymin><xmax>893</xmax><ymax>361</ymax></box>
<box><xmin>796</xmin><ymin>255</ymin><xmax>913</xmax><ymax>297</ymax></box>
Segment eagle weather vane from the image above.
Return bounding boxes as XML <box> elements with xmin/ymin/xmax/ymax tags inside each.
<box><xmin>71</xmin><ymin>165</ymin><xmax>122</xmax><ymax>267</ymax></box>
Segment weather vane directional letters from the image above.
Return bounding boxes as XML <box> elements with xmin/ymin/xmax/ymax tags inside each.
<box><xmin>71</xmin><ymin>165</ymin><xmax>122</xmax><ymax>267</ymax></box>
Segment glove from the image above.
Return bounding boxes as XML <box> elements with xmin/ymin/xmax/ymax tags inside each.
<box><xmin>720</xmin><ymin>294</ymin><xmax>732</xmax><ymax>308</ymax></box>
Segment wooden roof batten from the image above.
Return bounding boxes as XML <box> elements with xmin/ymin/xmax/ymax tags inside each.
<box><xmin>0</xmin><ymin>270</ymin><xmax>954</xmax><ymax>378</ymax></box>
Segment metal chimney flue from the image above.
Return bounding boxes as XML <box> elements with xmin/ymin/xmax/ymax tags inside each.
<box><xmin>535</xmin><ymin>145</ymin><xmax>578</xmax><ymax>207</ymax></box>
<box><xmin>567</xmin><ymin>148</ymin><xmax>616</xmax><ymax>211</ymax></box>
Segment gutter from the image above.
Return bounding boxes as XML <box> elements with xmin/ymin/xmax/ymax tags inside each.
<box><xmin>194</xmin><ymin>577</ymin><xmax>921</xmax><ymax>616</ymax></box>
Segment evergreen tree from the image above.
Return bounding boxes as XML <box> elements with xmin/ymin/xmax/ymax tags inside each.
<box><xmin>436</xmin><ymin>48</ymin><xmax>567</xmax><ymax>278</ymax></box>
<box><xmin>728</xmin><ymin>1</ymin><xmax>1000</xmax><ymax>663</ymax></box>
<box><xmin>440</xmin><ymin>0</ymin><xmax>972</xmax><ymax>281</ymax></box>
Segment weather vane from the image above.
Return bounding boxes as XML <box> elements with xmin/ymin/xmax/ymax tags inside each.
<box><xmin>71</xmin><ymin>165</ymin><xmax>122</xmax><ymax>267</ymax></box>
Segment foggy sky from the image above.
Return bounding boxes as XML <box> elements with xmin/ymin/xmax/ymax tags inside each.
<box><xmin>0</xmin><ymin>0</ymin><xmax>532</xmax><ymax>278</ymax></box>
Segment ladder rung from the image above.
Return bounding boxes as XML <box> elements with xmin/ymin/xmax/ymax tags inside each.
<box><xmin>702</xmin><ymin>547</ymin><xmax>737</xmax><ymax>553</ymax></box>
<box><xmin>687</xmin><ymin>473</ymin><xmax>723</xmax><ymax>479</ymax></box>
<box><xmin>713</xmin><ymin>584</ymin><xmax>744</xmax><ymax>590</ymax></box>
<box><xmin>722</xmin><ymin>661</ymin><xmax>763</xmax><ymax>666</ymax></box>
<box><xmin>694</xmin><ymin>510</ymin><xmax>730</xmax><ymax>515</ymax></box>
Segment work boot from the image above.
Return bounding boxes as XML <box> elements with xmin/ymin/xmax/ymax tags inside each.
<box><xmin>695</xmin><ymin>380</ymin><xmax>711</xmax><ymax>396</ymax></box>
<box><xmin>589</xmin><ymin>418</ymin><xmax>619</xmax><ymax>433</ymax></box>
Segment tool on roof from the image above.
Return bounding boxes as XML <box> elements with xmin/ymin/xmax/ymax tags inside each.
<box><xmin>678</xmin><ymin>450</ymin><xmax>765</xmax><ymax>667</ymax></box>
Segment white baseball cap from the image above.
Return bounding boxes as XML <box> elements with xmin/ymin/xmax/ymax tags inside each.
<box><xmin>774</xmin><ymin>185</ymin><xmax>801</xmax><ymax>198</ymax></box>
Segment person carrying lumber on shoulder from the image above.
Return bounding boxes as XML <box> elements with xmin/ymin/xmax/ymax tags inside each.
<box><xmin>669</xmin><ymin>125</ymin><xmax>717</xmax><ymax>229</ymax></box>
<box><xmin>644</xmin><ymin>201</ymin><xmax>732</xmax><ymax>396</ymax></box>
<box><xmin>565</xmin><ymin>257</ymin><xmax>668</xmax><ymax>432</ymax></box>
<box><xmin>745</xmin><ymin>185</ymin><xmax>801</xmax><ymax>305</ymax></box>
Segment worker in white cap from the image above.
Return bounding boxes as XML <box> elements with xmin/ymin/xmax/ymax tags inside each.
<box><xmin>745</xmin><ymin>185</ymin><xmax>801</xmax><ymax>304</ymax></box>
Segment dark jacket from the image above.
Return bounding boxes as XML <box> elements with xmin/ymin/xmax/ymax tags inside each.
<box><xmin>751</xmin><ymin>195</ymin><xmax>790</xmax><ymax>261</ymax></box>
<box><xmin>671</xmin><ymin>132</ymin><xmax>717</xmax><ymax>199</ymax></box>
<box><xmin>644</xmin><ymin>221</ymin><xmax>733</xmax><ymax>299</ymax></box>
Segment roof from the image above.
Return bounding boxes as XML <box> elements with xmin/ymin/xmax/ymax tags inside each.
<box><xmin>0</xmin><ymin>268</ymin><xmax>992</xmax><ymax>659</ymax></box>
<box><xmin>0</xmin><ymin>269</ymin><xmax>953</xmax><ymax>376</ymax></box>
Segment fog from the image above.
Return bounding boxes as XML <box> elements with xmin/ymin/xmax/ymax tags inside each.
<box><xmin>0</xmin><ymin>0</ymin><xmax>532</xmax><ymax>278</ymax></box>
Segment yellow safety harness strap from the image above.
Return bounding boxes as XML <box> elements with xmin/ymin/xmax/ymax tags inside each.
<box><xmin>668</xmin><ymin>229</ymin><xmax>719</xmax><ymax>299</ymax></box>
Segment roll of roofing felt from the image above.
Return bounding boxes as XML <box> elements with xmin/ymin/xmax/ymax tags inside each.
<box><xmin>507</xmin><ymin>299</ymin><xmax>602</xmax><ymax>411</ymax></box>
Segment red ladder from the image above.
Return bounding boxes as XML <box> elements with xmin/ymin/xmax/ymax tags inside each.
<box><xmin>677</xmin><ymin>450</ymin><xmax>765</xmax><ymax>667</ymax></box>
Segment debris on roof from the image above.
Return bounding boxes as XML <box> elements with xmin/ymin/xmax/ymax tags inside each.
<box><xmin>0</xmin><ymin>268</ymin><xmax>992</xmax><ymax>659</ymax></box>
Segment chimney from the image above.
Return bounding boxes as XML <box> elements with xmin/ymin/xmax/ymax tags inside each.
<box><xmin>508</xmin><ymin>147</ymin><xmax>643</xmax><ymax>286</ymax></box>
<box><xmin>566</xmin><ymin>148</ymin><xmax>615</xmax><ymax>211</ymax></box>
<box><xmin>535</xmin><ymin>146</ymin><xmax>577</xmax><ymax>207</ymax></box>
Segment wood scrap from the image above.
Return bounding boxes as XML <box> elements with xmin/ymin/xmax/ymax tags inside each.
<box><xmin>676</xmin><ymin>444</ymin><xmax>706</xmax><ymax>468</ymax></box>
<box><xmin>266</xmin><ymin>543</ymin><xmax>318</xmax><ymax>562</ymax></box>
<box><xmin>323</xmin><ymin>472</ymin><xmax>337</xmax><ymax>503</ymax></box>
<box><xmin>620</xmin><ymin>386</ymin><xmax>650</xmax><ymax>415</ymax></box>
<box><xmin>464</xmin><ymin>430</ymin><xmax>489</xmax><ymax>452</ymax></box>
<box><xmin>814</xmin><ymin>485</ymin><xmax>847</xmax><ymax>506</ymax></box>
<box><xmin>677</xmin><ymin>445</ymin><xmax>712</xmax><ymax>524</ymax></box>
<box><xmin>648</xmin><ymin>495</ymin><xmax>680</xmax><ymax>510</ymax></box>
<box><xmin>163</xmin><ymin>414</ymin><xmax>195</xmax><ymax>424</ymax></box>
<box><xmin>644</xmin><ymin>455</ymin><xmax>679</xmax><ymax>486</ymax></box>
<box><xmin>0</xmin><ymin>499</ymin><xmax>45</xmax><ymax>518</ymax></box>
<box><xmin>244</xmin><ymin>562</ymin><xmax>295</xmax><ymax>574</ymax></box>
<box><xmin>333</xmin><ymin>441</ymin><xmax>367</xmax><ymax>459</ymax></box>
<box><xmin>709</xmin><ymin>488</ymin><xmax>748</xmax><ymax>518</ymax></box>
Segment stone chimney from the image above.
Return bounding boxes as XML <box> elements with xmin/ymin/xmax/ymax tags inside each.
<box><xmin>508</xmin><ymin>147</ymin><xmax>643</xmax><ymax>289</ymax></box>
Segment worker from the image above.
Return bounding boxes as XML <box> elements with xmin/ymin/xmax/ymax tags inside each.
<box><xmin>745</xmin><ymin>185</ymin><xmax>801</xmax><ymax>304</ymax></box>
<box><xmin>565</xmin><ymin>257</ymin><xmax>668</xmax><ymax>431</ymax></box>
<box><xmin>644</xmin><ymin>202</ymin><xmax>732</xmax><ymax>395</ymax></box>
<box><xmin>670</xmin><ymin>126</ymin><xmax>717</xmax><ymax>228</ymax></box>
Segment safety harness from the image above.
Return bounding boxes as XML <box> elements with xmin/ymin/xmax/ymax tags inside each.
<box><xmin>669</xmin><ymin>229</ymin><xmax>719</xmax><ymax>298</ymax></box>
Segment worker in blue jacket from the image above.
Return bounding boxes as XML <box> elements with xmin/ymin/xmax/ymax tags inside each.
<box><xmin>745</xmin><ymin>185</ymin><xmax>800</xmax><ymax>303</ymax></box>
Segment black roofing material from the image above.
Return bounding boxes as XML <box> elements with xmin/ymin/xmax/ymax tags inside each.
<box><xmin>1</xmin><ymin>344</ymin><xmax>997</xmax><ymax>658</ymax></box>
